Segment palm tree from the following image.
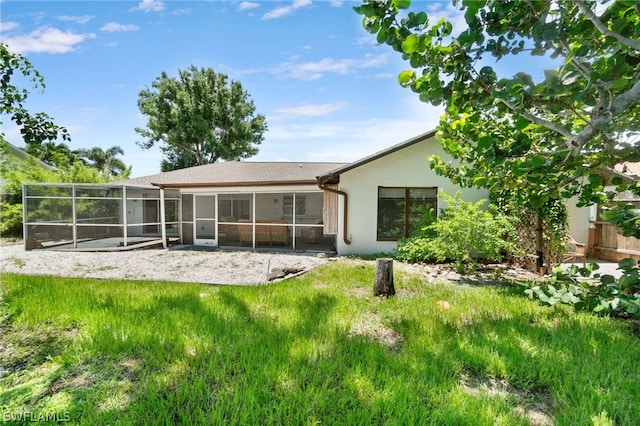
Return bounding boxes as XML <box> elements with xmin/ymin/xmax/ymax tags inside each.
<box><xmin>76</xmin><ymin>145</ymin><xmax>130</xmax><ymax>178</ymax></box>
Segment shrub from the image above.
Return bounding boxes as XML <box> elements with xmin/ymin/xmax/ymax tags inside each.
<box><xmin>395</xmin><ymin>192</ymin><xmax>522</xmax><ymax>269</ymax></box>
<box><xmin>524</xmin><ymin>259</ymin><xmax>640</xmax><ymax>318</ymax></box>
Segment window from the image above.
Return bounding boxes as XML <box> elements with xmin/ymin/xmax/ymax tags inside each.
<box><xmin>377</xmin><ymin>187</ymin><xmax>437</xmax><ymax>240</ymax></box>
<box><xmin>283</xmin><ymin>195</ymin><xmax>306</xmax><ymax>216</ymax></box>
<box><xmin>218</xmin><ymin>196</ymin><xmax>250</xmax><ymax>220</ymax></box>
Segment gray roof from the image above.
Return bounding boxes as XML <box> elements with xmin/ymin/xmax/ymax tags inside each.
<box><xmin>121</xmin><ymin>161</ymin><xmax>348</xmax><ymax>188</ymax></box>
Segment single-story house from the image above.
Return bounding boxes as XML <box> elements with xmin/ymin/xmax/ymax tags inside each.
<box><xmin>23</xmin><ymin>130</ymin><xmax>484</xmax><ymax>253</ymax></box>
<box><xmin>22</xmin><ymin>130</ymin><xmax>638</xmax><ymax>259</ymax></box>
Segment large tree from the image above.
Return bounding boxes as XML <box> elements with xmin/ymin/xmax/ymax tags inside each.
<box><xmin>0</xmin><ymin>43</ymin><xmax>73</xmax><ymax>168</ymax></box>
<box><xmin>355</xmin><ymin>0</ymin><xmax>640</xmax><ymax>237</ymax></box>
<box><xmin>136</xmin><ymin>66</ymin><xmax>267</xmax><ymax>172</ymax></box>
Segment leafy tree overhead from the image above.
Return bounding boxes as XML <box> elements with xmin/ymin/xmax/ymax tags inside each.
<box><xmin>76</xmin><ymin>145</ymin><xmax>131</xmax><ymax>178</ymax></box>
<box><xmin>355</xmin><ymin>0</ymin><xmax>640</xmax><ymax>235</ymax></box>
<box><xmin>136</xmin><ymin>65</ymin><xmax>267</xmax><ymax>172</ymax></box>
<box><xmin>0</xmin><ymin>43</ymin><xmax>74</xmax><ymax>168</ymax></box>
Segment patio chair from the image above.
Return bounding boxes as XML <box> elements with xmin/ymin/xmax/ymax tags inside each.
<box><xmin>562</xmin><ymin>235</ymin><xmax>587</xmax><ymax>267</ymax></box>
<box><xmin>301</xmin><ymin>219</ymin><xmax>323</xmax><ymax>244</ymax></box>
<box><xmin>219</xmin><ymin>216</ymin><xmax>239</xmax><ymax>242</ymax></box>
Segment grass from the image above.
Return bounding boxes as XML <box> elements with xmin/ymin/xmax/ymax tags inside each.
<box><xmin>1</xmin><ymin>259</ymin><xmax>639</xmax><ymax>425</ymax></box>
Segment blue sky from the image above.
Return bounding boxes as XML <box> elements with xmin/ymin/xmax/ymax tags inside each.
<box><xmin>1</xmin><ymin>0</ymin><xmax>550</xmax><ymax>178</ymax></box>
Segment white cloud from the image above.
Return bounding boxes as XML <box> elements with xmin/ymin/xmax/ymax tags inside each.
<box><xmin>3</xmin><ymin>27</ymin><xmax>95</xmax><ymax>54</ymax></box>
<box><xmin>100</xmin><ymin>22</ymin><xmax>140</xmax><ymax>32</ymax></box>
<box><xmin>58</xmin><ymin>15</ymin><xmax>93</xmax><ymax>25</ymax></box>
<box><xmin>424</xmin><ymin>2</ymin><xmax>467</xmax><ymax>36</ymax></box>
<box><xmin>0</xmin><ymin>21</ymin><xmax>20</xmax><ymax>32</ymax></box>
<box><xmin>238</xmin><ymin>2</ymin><xmax>260</xmax><ymax>12</ymax></box>
<box><xmin>270</xmin><ymin>102</ymin><xmax>348</xmax><ymax>120</ymax></box>
<box><xmin>260</xmin><ymin>115</ymin><xmax>440</xmax><ymax>163</ymax></box>
<box><xmin>330</xmin><ymin>1</ymin><xmax>343</xmax><ymax>7</ymax></box>
<box><xmin>277</xmin><ymin>54</ymin><xmax>389</xmax><ymax>80</ymax></box>
<box><xmin>258</xmin><ymin>95</ymin><xmax>443</xmax><ymax>163</ymax></box>
<box><xmin>171</xmin><ymin>8</ymin><xmax>192</xmax><ymax>16</ymax></box>
<box><xmin>132</xmin><ymin>0</ymin><xmax>165</xmax><ymax>13</ymax></box>
<box><xmin>262</xmin><ymin>0</ymin><xmax>312</xmax><ymax>20</ymax></box>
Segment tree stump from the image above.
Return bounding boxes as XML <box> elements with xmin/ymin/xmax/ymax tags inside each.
<box><xmin>374</xmin><ymin>258</ymin><xmax>395</xmax><ymax>297</ymax></box>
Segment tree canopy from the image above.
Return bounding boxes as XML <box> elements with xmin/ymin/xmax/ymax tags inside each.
<box><xmin>135</xmin><ymin>66</ymin><xmax>267</xmax><ymax>172</ymax></box>
<box><xmin>0</xmin><ymin>43</ymin><xmax>74</xmax><ymax>168</ymax></box>
<box><xmin>76</xmin><ymin>145</ymin><xmax>131</xmax><ymax>178</ymax></box>
<box><xmin>355</xmin><ymin>0</ymin><xmax>640</xmax><ymax>234</ymax></box>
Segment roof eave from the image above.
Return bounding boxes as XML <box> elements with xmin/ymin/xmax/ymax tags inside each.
<box><xmin>153</xmin><ymin>179</ymin><xmax>320</xmax><ymax>189</ymax></box>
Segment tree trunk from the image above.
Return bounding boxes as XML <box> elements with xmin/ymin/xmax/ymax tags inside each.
<box><xmin>536</xmin><ymin>212</ymin><xmax>545</xmax><ymax>275</ymax></box>
<box><xmin>374</xmin><ymin>258</ymin><xmax>395</xmax><ymax>297</ymax></box>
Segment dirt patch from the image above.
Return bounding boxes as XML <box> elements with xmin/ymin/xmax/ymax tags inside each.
<box><xmin>396</xmin><ymin>288</ymin><xmax>417</xmax><ymax>297</ymax></box>
<box><xmin>460</xmin><ymin>373</ymin><xmax>554</xmax><ymax>425</ymax></box>
<box><xmin>50</xmin><ymin>365</ymin><xmax>97</xmax><ymax>393</ymax></box>
<box><xmin>398</xmin><ymin>262</ymin><xmax>541</xmax><ymax>284</ymax></box>
<box><xmin>347</xmin><ymin>287</ymin><xmax>372</xmax><ymax>298</ymax></box>
<box><xmin>349</xmin><ymin>312</ymin><xmax>403</xmax><ymax>351</ymax></box>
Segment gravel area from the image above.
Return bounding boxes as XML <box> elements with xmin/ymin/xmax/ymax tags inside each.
<box><xmin>0</xmin><ymin>243</ymin><xmax>329</xmax><ymax>285</ymax></box>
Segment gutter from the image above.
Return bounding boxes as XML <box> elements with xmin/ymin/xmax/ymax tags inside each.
<box><xmin>316</xmin><ymin>175</ymin><xmax>351</xmax><ymax>245</ymax></box>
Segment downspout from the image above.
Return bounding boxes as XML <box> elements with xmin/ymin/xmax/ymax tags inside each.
<box><xmin>317</xmin><ymin>175</ymin><xmax>351</xmax><ymax>245</ymax></box>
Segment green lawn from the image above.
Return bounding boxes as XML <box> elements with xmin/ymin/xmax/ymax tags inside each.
<box><xmin>1</xmin><ymin>259</ymin><xmax>639</xmax><ymax>425</ymax></box>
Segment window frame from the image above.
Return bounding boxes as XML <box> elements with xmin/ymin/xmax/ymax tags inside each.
<box><xmin>376</xmin><ymin>186</ymin><xmax>437</xmax><ymax>241</ymax></box>
<box><xmin>283</xmin><ymin>194</ymin><xmax>307</xmax><ymax>216</ymax></box>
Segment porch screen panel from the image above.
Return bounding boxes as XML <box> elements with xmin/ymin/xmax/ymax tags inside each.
<box><xmin>25</xmin><ymin>198</ymin><xmax>73</xmax><ymax>223</ymax></box>
<box><xmin>181</xmin><ymin>194</ymin><xmax>194</xmax><ymax>244</ymax></box>
<box><xmin>24</xmin><ymin>183</ymin><xmax>73</xmax><ymax>248</ymax></box>
<box><xmin>218</xmin><ymin>194</ymin><xmax>251</xmax><ymax>221</ymax></box>
<box><xmin>165</xmin><ymin>198</ymin><xmax>179</xmax><ymax>236</ymax></box>
<box><xmin>257</xmin><ymin>193</ymin><xmax>286</xmax><ymax>223</ymax></box>
<box><xmin>195</xmin><ymin>196</ymin><xmax>215</xmax><ymax>239</ymax></box>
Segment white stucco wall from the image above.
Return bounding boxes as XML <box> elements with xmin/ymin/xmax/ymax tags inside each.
<box><xmin>336</xmin><ymin>136</ymin><xmax>489</xmax><ymax>255</ymax></box>
<box><xmin>566</xmin><ymin>196</ymin><xmax>592</xmax><ymax>245</ymax></box>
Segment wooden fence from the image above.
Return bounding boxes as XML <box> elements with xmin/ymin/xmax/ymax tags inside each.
<box><xmin>590</xmin><ymin>221</ymin><xmax>640</xmax><ymax>261</ymax></box>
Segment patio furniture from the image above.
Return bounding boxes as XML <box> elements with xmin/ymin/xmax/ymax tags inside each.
<box><xmin>562</xmin><ymin>235</ymin><xmax>587</xmax><ymax>267</ymax></box>
<box><xmin>219</xmin><ymin>216</ymin><xmax>239</xmax><ymax>241</ymax></box>
<box><xmin>301</xmin><ymin>219</ymin><xmax>323</xmax><ymax>244</ymax></box>
<box><xmin>238</xmin><ymin>220</ymin><xmax>289</xmax><ymax>245</ymax></box>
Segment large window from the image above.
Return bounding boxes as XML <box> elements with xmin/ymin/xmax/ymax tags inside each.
<box><xmin>377</xmin><ymin>187</ymin><xmax>437</xmax><ymax>240</ymax></box>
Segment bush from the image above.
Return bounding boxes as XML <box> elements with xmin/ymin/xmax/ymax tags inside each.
<box><xmin>395</xmin><ymin>192</ymin><xmax>522</xmax><ymax>269</ymax></box>
<box><xmin>0</xmin><ymin>202</ymin><xmax>24</xmax><ymax>236</ymax></box>
<box><xmin>524</xmin><ymin>258</ymin><xmax>640</xmax><ymax>318</ymax></box>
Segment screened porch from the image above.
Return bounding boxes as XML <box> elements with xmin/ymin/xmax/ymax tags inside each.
<box><xmin>22</xmin><ymin>183</ymin><xmax>335</xmax><ymax>253</ymax></box>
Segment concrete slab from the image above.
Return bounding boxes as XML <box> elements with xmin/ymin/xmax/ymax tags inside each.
<box><xmin>559</xmin><ymin>257</ymin><xmax>627</xmax><ymax>278</ymax></box>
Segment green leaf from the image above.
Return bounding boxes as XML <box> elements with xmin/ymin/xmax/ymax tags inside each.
<box><xmin>393</xmin><ymin>0</ymin><xmax>411</xmax><ymax>10</ymax></box>
<box><xmin>530</xmin><ymin>155</ymin><xmax>546</xmax><ymax>168</ymax></box>
<box><xmin>618</xmin><ymin>258</ymin><xmax>637</xmax><ymax>270</ymax></box>
<box><xmin>514</xmin><ymin>117</ymin><xmax>530</xmax><ymax>130</ymax></box>
<box><xmin>478</xmin><ymin>136</ymin><xmax>493</xmax><ymax>149</ymax></box>
<box><xmin>402</xmin><ymin>34</ymin><xmax>420</xmax><ymax>54</ymax></box>
<box><xmin>398</xmin><ymin>70</ymin><xmax>414</xmax><ymax>85</ymax></box>
<box><xmin>588</xmin><ymin>174</ymin><xmax>602</xmax><ymax>185</ymax></box>
<box><xmin>473</xmin><ymin>176</ymin><xmax>487</xmax><ymax>187</ymax></box>
<box><xmin>600</xmin><ymin>274</ymin><xmax>616</xmax><ymax>285</ymax></box>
